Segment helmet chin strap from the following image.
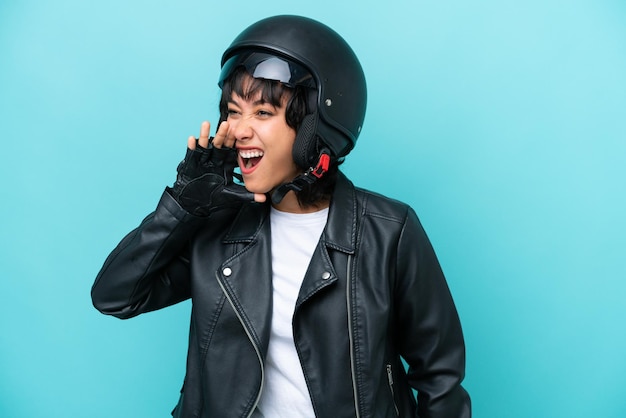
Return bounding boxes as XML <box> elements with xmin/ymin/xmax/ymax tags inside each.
<box><xmin>271</xmin><ymin>148</ymin><xmax>331</xmax><ymax>205</ymax></box>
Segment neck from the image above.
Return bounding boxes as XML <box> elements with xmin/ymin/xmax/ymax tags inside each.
<box><xmin>271</xmin><ymin>190</ymin><xmax>329</xmax><ymax>214</ymax></box>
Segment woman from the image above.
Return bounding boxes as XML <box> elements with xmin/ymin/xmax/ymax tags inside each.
<box><xmin>91</xmin><ymin>14</ymin><xmax>471</xmax><ymax>418</ymax></box>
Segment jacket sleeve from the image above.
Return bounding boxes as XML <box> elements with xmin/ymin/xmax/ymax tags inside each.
<box><xmin>395</xmin><ymin>207</ymin><xmax>471</xmax><ymax>418</ymax></box>
<box><xmin>91</xmin><ymin>190</ymin><xmax>205</xmax><ymax>319</ymax></box>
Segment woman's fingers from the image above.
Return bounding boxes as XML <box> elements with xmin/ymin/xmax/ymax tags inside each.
<box><xmin>212</xmin><ymin>121</ymin><xmax>231</xmax><ymax>148</ymax></box>
<box><xmin>187</xmin><ymin>135</ymin><xmax>196</xmax><ymax>150</ymax></box>
<box><xmin>189</xmin><ymin>120</ymin><xmax>234</xmax><ymax>150</ymax></box>
<box><xmin>198</xmin><ymin>121</ymin><xmax>211</xmax><ymax>148</ymax></box>
<box><xmin>184</xmin><ymin>120</ymin><xmax>265</xmax><ymax>203</ymax></box>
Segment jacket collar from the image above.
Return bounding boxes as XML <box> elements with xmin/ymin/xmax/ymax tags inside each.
<box><xmin>224</xmin><ymin>171</ymin><xmax>357</xmax><ymax>254</ymax></box>
<box><xmin>322</xmin><ymin>171</ymin><xmax>356</xmax><ymax>254</ymax></box>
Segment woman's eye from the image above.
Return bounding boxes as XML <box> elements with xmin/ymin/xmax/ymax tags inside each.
<box><xmin>257</xmin><ymin>110</ymin><xmax>273</xmax><ymax>117</ymax></box>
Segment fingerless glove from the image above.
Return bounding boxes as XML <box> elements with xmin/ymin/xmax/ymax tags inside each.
<box><xmin>167</xmin><ymin>139</ymin><xmax>254</xmax><ymax>216</ymax></box>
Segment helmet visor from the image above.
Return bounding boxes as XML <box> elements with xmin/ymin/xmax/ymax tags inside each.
<box><xmin>219</xmin><ymin>51</ymin><xmax>316</xmax><ymax>89</ymax></box>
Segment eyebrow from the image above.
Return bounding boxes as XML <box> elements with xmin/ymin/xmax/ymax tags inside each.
<box><xmin>228</xmin><ymin>97</ymin><xmax>271</xmax><ymax>106</ymax></box>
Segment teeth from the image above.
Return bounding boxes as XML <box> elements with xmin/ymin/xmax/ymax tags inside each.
<box><xmin>239</xmin><ymin>149</ymin><xmax>264</xmax><ymax>158</ymax></box>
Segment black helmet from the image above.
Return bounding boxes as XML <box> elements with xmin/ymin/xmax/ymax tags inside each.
<box><xmin>218</xmin><ymin>15</ymin><xmax>367</xmax><ymax>167</ymax></box>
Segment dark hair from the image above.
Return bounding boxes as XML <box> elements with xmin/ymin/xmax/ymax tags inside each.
<box><xmin>219</xmin><ymin>67</ymin><xmax>339</xmax><ymax>208</ymax></box>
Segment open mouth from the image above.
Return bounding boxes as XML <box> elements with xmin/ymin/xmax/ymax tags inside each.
<box><xmin>239</xmin><ymin>149</ymin><xmax>264</xmax><ymax>170</ymax></box>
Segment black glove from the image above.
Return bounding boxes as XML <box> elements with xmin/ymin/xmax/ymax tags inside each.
<box><xmin>167</xmin><ymin>139</ymin><xmax>255</xmax><ymax>216</ymax></box>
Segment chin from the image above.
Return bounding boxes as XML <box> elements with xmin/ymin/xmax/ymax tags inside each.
<box><xmin>243</xmin><ymin>182</ymin><xmax>271</xmax><ymax>195</ymax></box>
<box><xmin>243</xmin><ymin>175</ymin><xmax>297</xmax><ymax>195</ymax></box>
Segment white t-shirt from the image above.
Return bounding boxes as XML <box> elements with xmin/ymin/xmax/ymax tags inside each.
<box><xmin>253</xmin><ymin>206</ymin><xmax>329</xmax><ymax>418</ymax></box>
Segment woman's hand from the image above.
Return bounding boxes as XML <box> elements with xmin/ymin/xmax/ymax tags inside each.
<box><xmin>187</xmin><ymin>120</ymin><xmax>232</xmax><ymax>150</ymax></box>
<box><xmin>187</xmin><ymin>121</ymin><xmax>266</xmax><ymax>203</ymax></box>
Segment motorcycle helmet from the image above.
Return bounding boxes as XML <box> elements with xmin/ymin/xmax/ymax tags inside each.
<box><xmin>218</xmin><ymin>15</ymin><xmax>367</xmax><ymax>169</ymax></box>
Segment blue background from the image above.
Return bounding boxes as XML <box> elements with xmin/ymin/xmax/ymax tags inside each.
<box><xmin>1</xmin><ymin>1</ymin><xmax>625</xmax><ymax>417</ymax></box>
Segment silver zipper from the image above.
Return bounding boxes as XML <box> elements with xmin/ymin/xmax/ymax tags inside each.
<box><xmin>346</xmin><ymin>255</ymin><xmax>361</xmax><ymax>418</ymax></box>
<box><xmin>216</xmin><ymin>272</ymin><xmax>265</xmax><ymax>418</ymax></box>
<box><xmin>386</xmin><ymin>364</ymin><xmax>400</xmax><ymax>416</ymax></box>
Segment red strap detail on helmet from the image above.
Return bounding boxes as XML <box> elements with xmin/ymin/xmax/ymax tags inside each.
<box><xmin>312</xmin><ymin>153</ymin><xmax>331</xmax><ymax>178</ymax></box>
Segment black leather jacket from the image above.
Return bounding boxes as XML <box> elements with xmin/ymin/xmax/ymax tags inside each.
<box><xmin>91</xmin><ymin>172</ymin><xmax>471</xmax><ymax>418</ymax></box>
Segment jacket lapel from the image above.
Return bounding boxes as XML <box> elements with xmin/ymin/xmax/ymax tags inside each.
<box><xmin>296</xmin><ymin>171</ymin><xmax>358</xmax><ymax>307</ymax></box>
<box><xmin>217</xmin><ymin>203</ymin><xmax>273</xmax><ymax>353</ymax></box>
<box><xmin>215</xmin><ymin>172</ymin><xmax>358</xmax><ymax>347</ymax></box>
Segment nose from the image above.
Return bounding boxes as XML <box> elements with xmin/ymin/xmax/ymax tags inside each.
<box><xmin>230</xmin><ymin>116</ymin><xmax>253</xmax><ymax>142</ymax></box>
